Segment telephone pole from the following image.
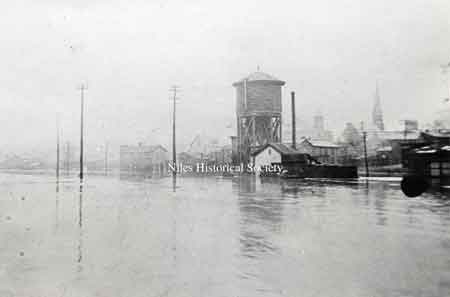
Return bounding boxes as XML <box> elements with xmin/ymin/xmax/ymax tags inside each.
<box><xmin>291</xmin><ymin>91</ymin><xmax>297</xmax><ymax>149</ymax></box>
<box><xmin>56</xmin><ymin>114</ymin><xmax>61</xmax><ymax>179</ymax></box>
<box><xmin>65</xmin><ymin>141</ymin><xmax>71</xmax><ymax>175</ymax></box>
<box><xmin>78</xmin><ymin>84</ymin><xmax>87</xmax><ymax>180</ymax></box>
<box><xmin>104</xmin><ymin>141</ymin><xmax>108</xmax><ymax>176</ymax></box>
<box><xmin>361</xmin><ymin>121</ymin><xmax>369</xmax><ymax>178</ymax></box>
<box><xmin>170</xmin><ymin>85</ymin><xmax>180</xmax><ymax>175</ymax></box>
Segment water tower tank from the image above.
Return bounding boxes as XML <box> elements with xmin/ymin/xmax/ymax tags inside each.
<box><xmin>232</xmin><ymin>71</ymin><xmax>285</xmax><ymax>163</ymax></box>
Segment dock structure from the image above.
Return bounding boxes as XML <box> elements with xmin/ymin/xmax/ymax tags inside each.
<box><xmin>232</xmin><ymin>71</ymin><xmax>285</xmax><ymax>165</ymax></box>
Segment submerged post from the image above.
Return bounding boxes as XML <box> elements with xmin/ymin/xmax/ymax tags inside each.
<box><xmin>78</xmin><ymin>84</ymin><xmax>87</xmax><ymax>180</ymax></box>
<box><xmin>361</xmin><ymin>121</ymin><xmax>369</xmax><ymax>178</ymax></box>
<box><xmin>104</xmin><ymin>141</ymin><xmax>108</xmax><ymax>176</ymax></box>
<box><xmin>56</xmin><ymin>115</ymin><xmax>60</xmax><ymax>179</ymax></box>
<box><xmin>65</xmin><ymin>142</ymin><xmax>71</xmax><ymax>175</ymax></box>
<box><xmin>291</xmin><ymin>91</ymin><xmax>296</xmax><ymax>149</ymax></box>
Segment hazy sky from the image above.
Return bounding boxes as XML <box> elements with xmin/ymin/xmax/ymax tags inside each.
<box><xmin>1</xmin><ymin>0</ymin><xmax>449</xmax><ymax>156</ymax></box>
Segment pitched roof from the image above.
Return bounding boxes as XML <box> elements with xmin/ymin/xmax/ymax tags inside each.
<box><xmin>120</xmin><ymin>144</ymin><xmax>167</xmax><ymax>153</ymax></box>
<box><xmin>233</xmin><ymin>71</ymin><xmax>285</xmax><ymax>86</ymax></box>
<box><xmin>300</xmin><ymin>139</ymin><xmax>341</xmax><ymax>148</ymax></box>
<box><xmin>251</xmin><ymin>143</ymin><xmax>299</xmax><ymax>156</ymax></box>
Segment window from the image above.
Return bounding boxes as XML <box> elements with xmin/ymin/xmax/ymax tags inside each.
<box><xmin>430</xmin><ymin>163</ymin><xmax>440</xmax><ymax>177</ymax></box>
<box><xmin>431</xmin><ymin>169</ymin><xmax>440</xmax><ymax>177</ymax></box>
<box><xmin>441</xmin><ymin>162</ymin><xmax>450</xmax><ymax>176</ymax></box>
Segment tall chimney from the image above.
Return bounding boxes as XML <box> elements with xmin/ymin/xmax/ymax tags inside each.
<box><xmin>291</xmin><ymin>91</ymin><xmax>296</xmax><ymax>149</ymax></box>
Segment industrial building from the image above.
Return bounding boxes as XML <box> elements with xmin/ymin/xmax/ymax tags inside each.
<box><xmin>296</xmin><ymin>139</ymin><xmax>343</xmax><ymax>164</ymax></box>
<box><xmin>119</xmin><ymin>143</ymin><xmax>168</xmax><ymax>175</ymax></box>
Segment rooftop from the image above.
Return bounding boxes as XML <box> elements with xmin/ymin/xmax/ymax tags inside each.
<box><xmin>422</xmin><ymin>129</ymin><xmax>450</xmax><ymax>139</ymax></box>
<box><xmin>299</xmin><ymin>139</ymin><xmax>342</xmax><ymax>148</ymax></box>
<box><xmin>120</xmin><ymin>144</ymin><xmax>167</xmax><ymax>153</ymax></box>
<box><xmin>251</xmin><ymin>143</ymin><xmax>300</xmax><ymax>156</ymax></box>
<box><xmin>233</xmin><ymin>71</ymin><xmax>285</xmax><ymax>86</ymax></box>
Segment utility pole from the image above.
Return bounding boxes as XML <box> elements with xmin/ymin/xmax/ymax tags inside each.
<box><xmin>404</xmin><ymin>123</ymin><xmax>407</xmax><ymax>140</ymax></box>
<box><xmin>56</xmin><ymin>114</ymin><xmax>61</xmax><ymax>179</ymax></box>
<box><xmin>361</xmin><ymin>121</ymin><xmax>369</xmax><ymax>178</ymax></box>
<box><xmin>170</xmin><ymin>85</ymin><xmax>180</xmax><ymax>175</ymax></box>
<box><xmin>78</xmin><ymin>84</ymin><xmax>87</xmax><ymax>180</ymax></box>
<box><xmin>291</xmin><ymin>91</ymin><xmax>296</xmax><ymax>149</ymax></box>
<box><xmin>65</xmin><ymin>142</ymin><xmax>71</xmax><ymax>175</ymax></box>
<box><xmin>104</xmin><ymin>141</ymin><xmax>108</xmax><ymax>176</ymax></box>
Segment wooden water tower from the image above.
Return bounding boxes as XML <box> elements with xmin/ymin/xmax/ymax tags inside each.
<box><xmin>233</xmin><ymin>71</ymin><xmax>285</xmax><ymax>164</ymax></box>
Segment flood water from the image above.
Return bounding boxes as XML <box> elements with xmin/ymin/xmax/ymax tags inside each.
<box><xmin>1</xmin><ymin>172</ymin><xmax>450</xmax><ymax>297</ymax></box>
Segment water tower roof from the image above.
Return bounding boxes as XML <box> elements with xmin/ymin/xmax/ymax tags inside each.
<box><xmin>233</xmin><ymin>71</ymin><xmax>285</xmax><ymax>86</ymax></box>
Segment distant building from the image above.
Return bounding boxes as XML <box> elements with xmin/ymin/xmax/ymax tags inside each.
<box><xmin>404</xmin><ymin>120</ymin><xmax>419</xmax><ymax>131</ymax></box>
<box><xmin>285</xmin><ymin>112</ymin><xmax>334</xmax><ymax>143</ymax></box>
<box><xmin>313</xmin><ymin>113</ymin><xmax>324</xmax><ymax>131</ymax></box>
<box><xmin>119</xmin><ymin>143</ymin><xmax>168</xmax><ymax>175</ymax></box>
<box><xmin>372</xmin><ymin>82</ymin><xmax>385</xmax><ymax>131</ymax></box>
<box><xmin>177</xmin><ymin>152</ymin><xmax>200</xmax><ymax>166</ymax></box>
<box><xmin>207</xmin><ymin>145</ymin><xmax>232</xmax><ymax>164</ymax></box>
<box><xmin>337</xmin><ymin>122</ymin><xmax>364</xmax><ymax>165</ymax></box>
<box><xmin>367</xmin><ymin>95</ymin><xmax>422</xmax><ymax>165</ymax></box>
<box><xmin>341</xmin><ymin>122</ymin><xmax>362</xmax><ymax>147</ymax></box>
<box><xmin>0</xmin><ymin>155</ymin><xmax>45</xmax><ymax>170</ymax></box>
<box><xmin>309</xmin><ymin>112</ymin><xmax>334</xmax><ymax>141</ymax></box>
<box><xmin>368</xmin><ymin>127</ymin><xmax>422</xmax><ymax>163</ymax></box>
<box><xmin>297</xmin><ymin>139</ymin><xmax>343</xmax><ymax>164</ymax></box>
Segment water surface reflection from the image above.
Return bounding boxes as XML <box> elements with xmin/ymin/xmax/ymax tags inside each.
<box><xmin>0</xmin><ymin>172</ymin><xmax>449</xmax><ymax>297</ymax></box>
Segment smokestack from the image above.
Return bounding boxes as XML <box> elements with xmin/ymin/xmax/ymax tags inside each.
<box><xmin>291</xmin><ymin>91</ymin><xmax>296</xmax><ymax>149</ymax></box>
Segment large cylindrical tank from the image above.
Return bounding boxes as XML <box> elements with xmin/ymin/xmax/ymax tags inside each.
<box><xmin>233</xmin><ymin>72</ymin><xmax>285</xmax><ymax>116</ymax></box>
<box><xmin>232</xmin><ymin>71</ymin><xmax>285</xmax><ymax>164</ymax></box>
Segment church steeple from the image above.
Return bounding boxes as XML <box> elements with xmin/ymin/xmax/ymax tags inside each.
<box><xmin>372</xmin><ymin>81</ymin><xmax>385</xmax><ymax>131</ymax></box>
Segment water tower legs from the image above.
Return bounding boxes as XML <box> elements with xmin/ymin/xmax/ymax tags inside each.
<box><xmin>237</xmin><ymin>115</ymin><xmax>281</xmax><ymax>164</ymax></box>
